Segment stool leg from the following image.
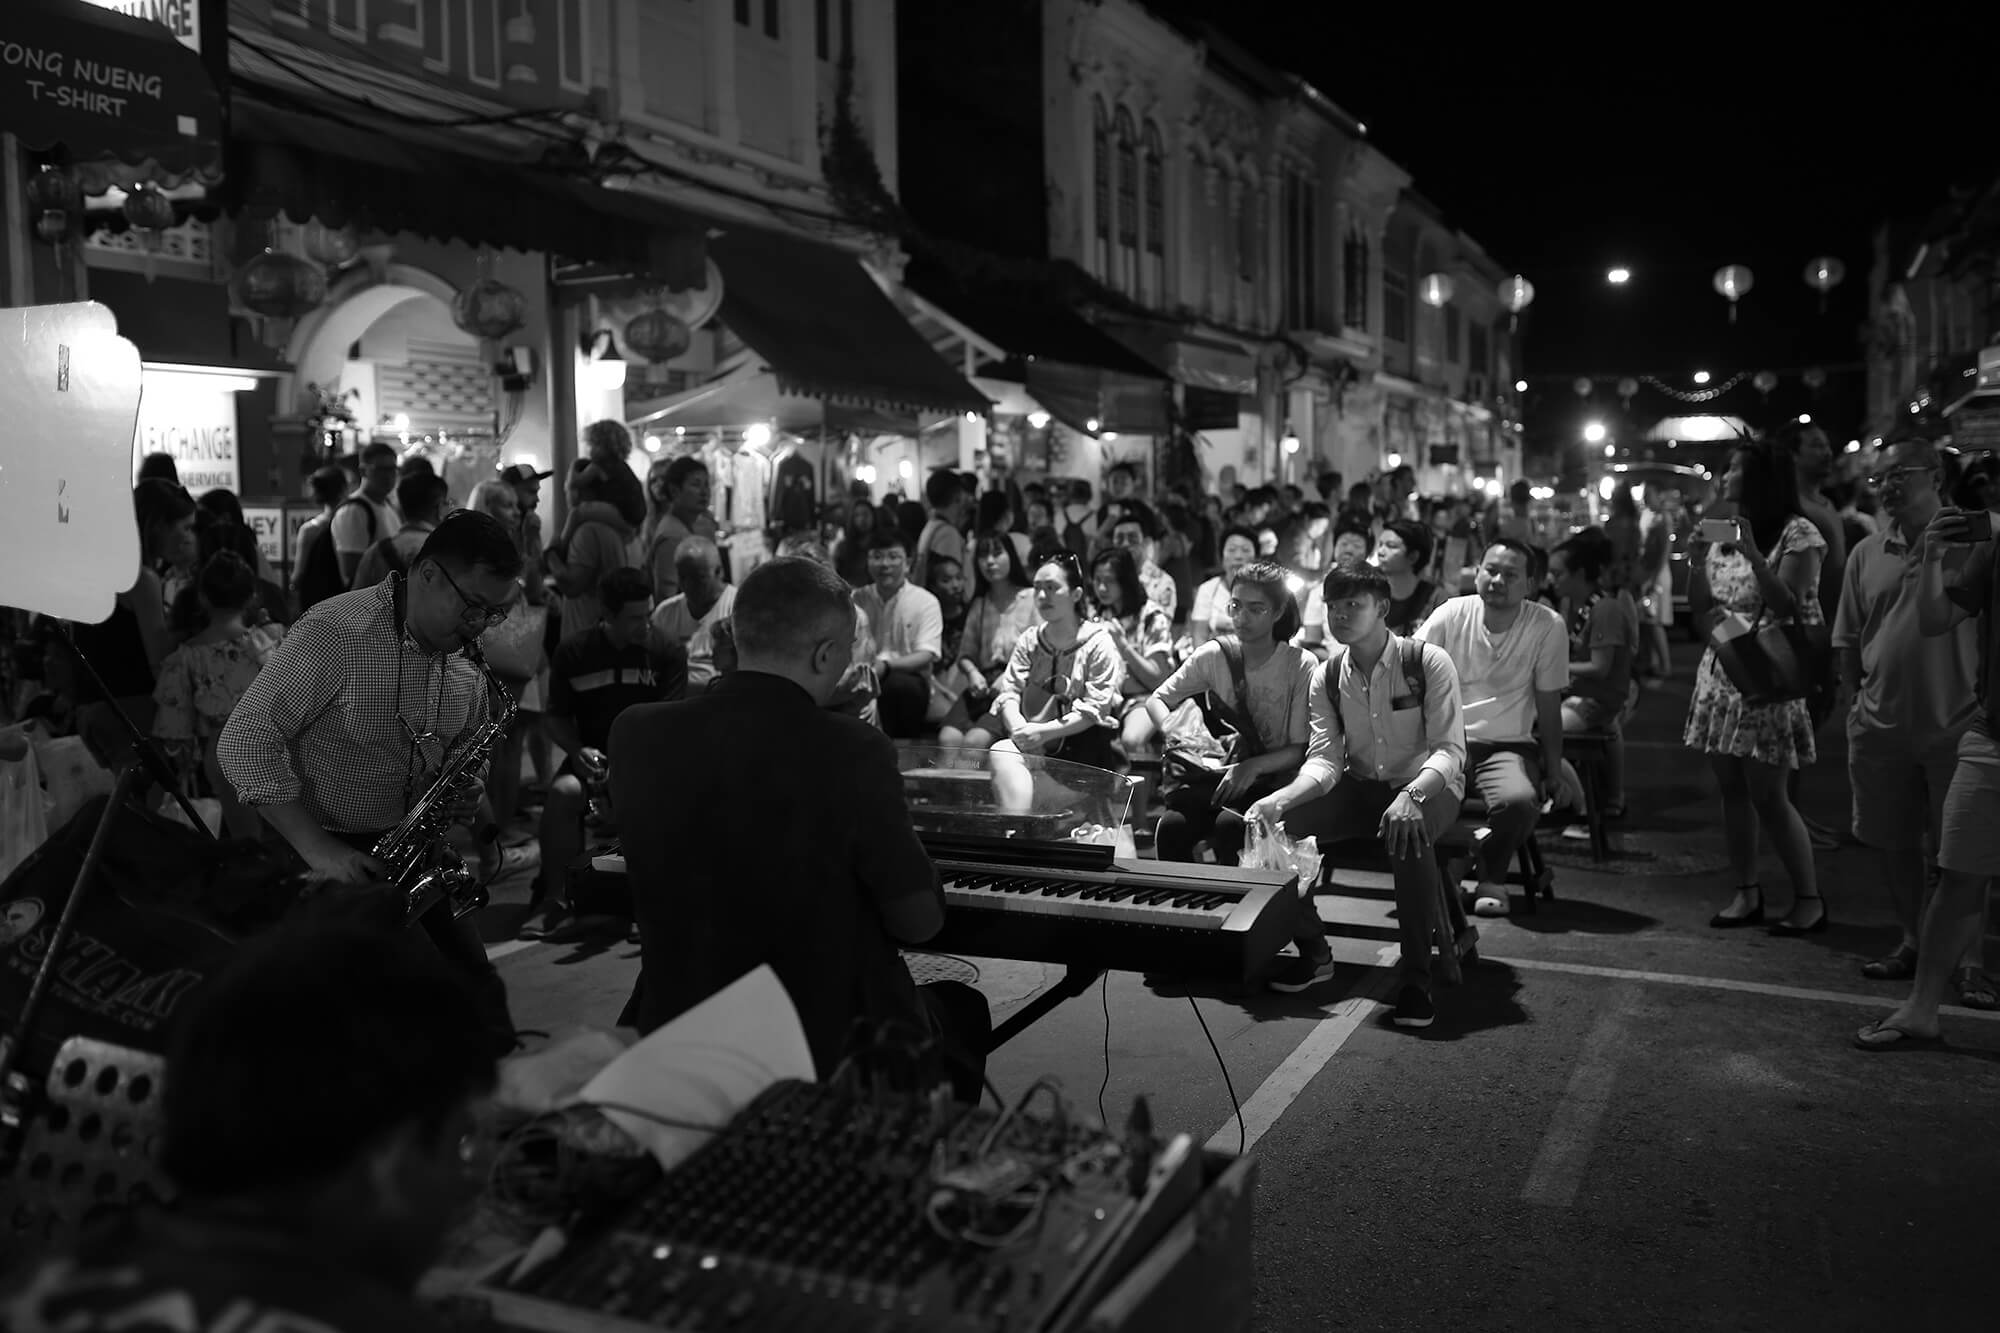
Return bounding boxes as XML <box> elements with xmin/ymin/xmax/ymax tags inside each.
<box><xmin>1515</xmin><ymin>839</ymin><xmax>1539</xmax><ymax>914</ymax></box>
<box><xmin>1582</xmin><ymin>760</ymin><xmax>1610</xmax><ymax>862</ymax></box>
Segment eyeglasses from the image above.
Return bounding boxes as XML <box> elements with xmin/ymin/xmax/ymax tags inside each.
<box><xmin>432</xmin><ymin>562</ymin><xmax>512</xmax><ymax>627</ymax></box>
<box><xmin>1865</xmin><ymin>465</ymin><xmax>1931</xmax><ymax>487</ymax></box>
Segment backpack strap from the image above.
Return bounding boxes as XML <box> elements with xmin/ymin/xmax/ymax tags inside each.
<box><xmin>1216</xmin><ymin>637</ymin><xmax>1265</xmax><ymax>759</ymax></box>
<box><xmin>335</xmin><ymin>496</ymin><xmax>378</xmax><ymax>544</ymax></box>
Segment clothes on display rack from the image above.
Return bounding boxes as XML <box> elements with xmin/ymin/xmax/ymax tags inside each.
<box><xmin>770</xmin><ymin>447</ymin><xmax>818</xmax><ymax>535</ymax></box>
<box><xmin>706</xmin><ymin>444</ymin><xmax>774</xmax><ymax>584</ymax></box>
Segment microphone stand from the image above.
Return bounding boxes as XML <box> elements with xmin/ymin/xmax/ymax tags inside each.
<box><xmin>0</xmin><ymin>621</ymin><xmax>220</xmax><ymax>1172</ymax></box>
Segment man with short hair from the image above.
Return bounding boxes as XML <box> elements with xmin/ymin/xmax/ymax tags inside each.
<box><xmin>1783</xmin><ymin>420</ymin><xmax>1849</xmax><ymax>847</ymax></box>
<box><xmin>649</xmin><ymin>536</ymin><xmax>735</xmax><ymax>694</ymax></box>
<box><xmin>2</xmin><ymin>919</ymin><xmax>498</xmax><ymax>1329</ymax></box>
<box><xmin>1108</xmin><ymin>507</ymin><xmax>1179</xmax><ymax>619</ymax></box>
<box><xmin>218</xmin><ymin>510</ymin><xmax>524</xmax><ymax>1054</ymax></box>
<box><xmin>1417</xmin><ymin>538</ymin><xmax>1569</xmax><ymax>918</ymax></box>
<box><xmin>1550</xmin><ymin>535</ymin><xmax>1639</xmax><ymax>817</ymax></box>
<box><xmin>1246</xmin><ymin>564</ymin><xmax>1466</xmax><ymax>1025</ymax></box>
<box><xmin>612</xmin><ymin>558</ymin><xmax>990</xmax><ymax>1098</ymax></box>
<box><xmin>352</xmin><ymin>471</ymin><xmax>451</xmax><ymax>588</ymax></box>
<box><xmin>519</xmin><ymin>567</ymin><xmax>685</xmax><ymax>941</ymax></box>
<box><xmin>329</xmin><ymin>441</ymin><xmax>403</xmax><ymax>585</ymax></box>
<box><xmin>914</xmin><ymin>468</ymin><xmax>969</xmax><ymax>591</ymax></box>
<box><xmin>1836</xmin><ymin>440</ymin><xmax>1990</xmax><ymax>1003</ymax></box>
<box><xmin>854</xmin><ymin>530</ymin><xmax>944</xmax><ymax>738</ymax></box>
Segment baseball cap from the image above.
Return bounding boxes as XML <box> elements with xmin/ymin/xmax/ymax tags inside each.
<box><xmin>498</xmin><ymin>463</ymin><xmax>553</xmax><ymax>486</ymax></box>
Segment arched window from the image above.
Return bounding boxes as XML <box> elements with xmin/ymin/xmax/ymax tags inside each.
<box><xmin>1142</xmin><ymin>122</ymin><xmax>1165</xmax><ymax>303</ymax></box>
<box><xmin>1092</xmin><ymin>99</ymin><xmax>1111</xmax><ymax>279</ymax></box>
<box><xmin>1114</xmin><ymin>107</ymin><xmax>1139</xmax><ymax>296</ymax></box>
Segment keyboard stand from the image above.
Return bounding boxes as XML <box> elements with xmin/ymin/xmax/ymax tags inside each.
<box><xmin>985</xmin><ymin>965</ymin><xmax>1105</xmax><ymax>1053</ymax></box>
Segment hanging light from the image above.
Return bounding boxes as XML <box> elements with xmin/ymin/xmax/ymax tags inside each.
<box><xmin>1712</xmin><ymin>265</ymin><xmax>1754</xmax><ymax>323</ymax></box>
<box><xmin>625</xmin><ymin>307</ymin><xmax>692</xmax><ymax>363</ymax></box>
<box><xmin>1573</xmin><ymin>376</ymin><xmax>1594</xmax><ymax>398</ymax></box>
<box><xmin>452</xmin><ymin>277</ymin><xmax>528</xmax><ymax>341</ymax></box>
<box><xmin>301</xmin><ymin>220</ymin><xmax>360</xmax><ymax>270</ymax></box>
<box><xmin>1803</xmin><ymin>256</ymin><xmax>1845</xmax><ymax>313</ymax></box>
<box><xmin>1617</xmin><ymin>377</ymin><xmax>1639</xmax><ymax>404</ymax></box>
<box><xmin>580</xmin><ymin>328</ymin><xmax>626</xmax><ymax>393</ymax></box>
<box><xmin>1753</xmin><ymin>370</ymin><xmax>1778</xmax><ymax>396</ymax></box>
<box><xmin>1499</xmin><ymin>274</ymin><xmax>1535</xmax><ymax>331</ymax></box>
<box><xmin>1802</xmin><ymin>366</ymin><xmax>1827</xmax><ymax>391</ymax></box>
<box><xmin>1418</xmin><ymin>273</ymin><xmax>1456</xmax><ymax>308</ymax></box>
<box><xmin>25</xmin><ymin>165</ymin><xmax>81</xmax><ymax>245</ymax></box>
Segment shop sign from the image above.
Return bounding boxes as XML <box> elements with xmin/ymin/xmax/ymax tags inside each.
<box><xmin>130</xmin><ymin>378</ymin><xmax>238</xmax><ymax>494</ymax></box>
<box><xmin>239</xmin><ymin>501</ymin><xmax>284</xmax><ymax>567</ymax></box>
<box><xmin>77</xmin><ymin>0</ymin><xmax>201</xmax><ymax>55</ymax></box>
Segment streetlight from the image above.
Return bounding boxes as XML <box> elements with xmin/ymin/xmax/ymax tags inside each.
<box><xmin>1582</xmin><ymin>421</ymin><xmax>1607</xmax><ymax>444</ymax></box>
<box><xmin>1603</xmin><ymin>443</ymin><xmax>1616</xmax><ymax>458</ymax></box>
<box><xmin>1607</xmin><ymin>267</ymin><xmax>1631</xmax><ymax>285</ymax></box>
<box><xmin>1797</xmin><ymin>413</ymin><xmax>1812</xmax><ymax>425</ymax></box>
<box><xmin>1692</xmin><ymin>370</ymin><xmax>1711</xmax><ymax>385</ymax></box>
<box><xmin>1514</xmin><ymin>379</ymin><xmax>1527</xmax><ymax>393</ymax></box>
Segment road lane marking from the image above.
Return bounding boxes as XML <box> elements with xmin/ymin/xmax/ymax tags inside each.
<box><xmin>1489</xmin><ymin>955</ymin><xmax>2000</xmax><ymax>1022</ymax></box>
<box><xmin>486</xmin><ymin>939</ymin><xmax>539</xmax><ymax>962</ymax></box>
<box><xmin>1205</xmin><ymin>946</ymin><xmax>1399</xmax><ymax>1155</ymax></box>
<box><xmin>1521</xmin><ymin>985</ymin><xmax>1639</xmax><ymax>1207</ymax></box>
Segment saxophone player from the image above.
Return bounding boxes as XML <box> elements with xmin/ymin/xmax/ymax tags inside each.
<box><xmin>218</xmin><ymin>510</ymin><xmax>523</xmax><ymax>1055</ymax></box>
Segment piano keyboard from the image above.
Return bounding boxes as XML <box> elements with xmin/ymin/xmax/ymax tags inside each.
<box><xmin>926</xmin><ymin>857</ymin><xmax>1296</xmax><ymax>982</ymax></box>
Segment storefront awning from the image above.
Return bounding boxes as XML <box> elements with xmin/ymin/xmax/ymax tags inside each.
<box><xmin>1</xmin><ymin>0</ymin><xmax>223</xmax><ymax>178</ymax></box>
<box><xmin>709</xmin><ymin>228</ymin><xmax>991</xmax><ymax>420</ymax></box>
<box><xmin>223</xmin><ymin>96</ymin><xmax>707</xmax><ymax>287</ymax></box>
<box><xmin>1099</xmin><ymin>321</ymin><xmax>1261</xmax><ymax>395</ymax></box>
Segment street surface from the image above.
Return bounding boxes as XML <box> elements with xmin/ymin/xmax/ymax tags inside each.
<box><xmin>469</xmin><ymin>643</ymin><xmax>2000</xmax><ymax>1331</ymax></box>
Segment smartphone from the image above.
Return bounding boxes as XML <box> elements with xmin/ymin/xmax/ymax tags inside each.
<box><xmin>1696</xmin><ymin>517</ymin><xmax>1741</xmax><ymax>545</ymax></box>
<box><xmin>1954</xmin><ymin>510</ymin><xmax>1996</xmax><ymax>544</ymax></box>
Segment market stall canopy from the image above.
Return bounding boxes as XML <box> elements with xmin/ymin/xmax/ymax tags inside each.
<box><xmin>709</xmin><ymin>228</ymin><xmax>990</xmax><ymax>420</ymax></box>
<box><xmin>223</xmin><ymin>95</ymin><xmax>706</xmax><ymax>287</ymax></box>
<box><xmin>1095</xmin><ymin>319</ymin><xmax>1260</xmax><ymax>396</ymax></box>
<box><xmin>0</xmin><ymin>0</ymin><xmax>223</xmax><ymax>181</ymax></box>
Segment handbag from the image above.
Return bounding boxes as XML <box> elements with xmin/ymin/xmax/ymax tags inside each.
<box><xmin>480</xmin><ymin>602</ymin><xmax>548</xmax><ymax>680</ymax></box>
<box><xmin>1160</xmin><ymin>639</ymin><xmax>1279</xmax><ymax>803</ymax></box>
<box><xmin>1709</xmin><ymin>609</ymin><xmax>1828</xmax><ymax>706</ymax></box>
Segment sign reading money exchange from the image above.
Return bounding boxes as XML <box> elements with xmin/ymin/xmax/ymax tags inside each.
<box><xmin>0</xmin><ymin>0</ymin><xmax>221</xmax><ymax>165</ymax></box>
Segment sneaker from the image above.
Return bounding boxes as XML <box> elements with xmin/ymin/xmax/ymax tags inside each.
<box><xmin>515</xmin><ymin>899</ymin><xmax>570</xmax><ymax>941</ymax></box>
<box><xmin>1268</xmin><ymin>953</ymin><xmax>1336</xmax><ymax>993</ymax></box>
<box><xmin>1472</xmin><ymin>883</ymin><xmax>1511</xmax><ymax>917</ymax></box>
<box><xmin>1560</xmin><ymin>822</ymin><xmax>1592</xmax><ymax>842</ymax></box>
<box><xmin>1392</xmin><ymin>985</ymin><xmax>1435</xmax><ymax>1029</ymax></box>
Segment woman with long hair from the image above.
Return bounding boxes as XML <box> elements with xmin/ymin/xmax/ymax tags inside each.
<box><xmin>989</xmin><ymin>551</ymin><xmax>1125</xmax><ymax>810</ymax></box>
<box><xmin>1188</xmin><ymin>526</ymin><xmax>1260</xmax><ymax>649</ymax></box>
<box><xmin>834</xmin><ymin>498</ymin><xmax>877</xmax><ymax>587</ymax></box>
<box><xmin>1091</xmin><ymin>546</ymin><xmax>1174</xmax><ymax>753</ymax></box>
<box><xmin>1684</xmin><ymin>439</ymin><xmax>1827</xmax><ymax>933</ymax></box>
<box><xmin>642</xmin><ymin>456</ymin><xmax>717</xmax><ymax>602</ymax></box>
<box><xmin>939</xmin><ymin>532</ymin><xmax>1037</xmax><ymax>749</ymax></box>
<box><xmin>1146</xmin><ymin>560</ymin><xmax>1311</xmax><ymax>865</ymax></box>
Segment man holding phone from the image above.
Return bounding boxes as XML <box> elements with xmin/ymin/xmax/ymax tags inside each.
<box><xmin>1856</xmin><ymin>494</ymin><xmax>2000</xmax><ymax>1049</ymax></box>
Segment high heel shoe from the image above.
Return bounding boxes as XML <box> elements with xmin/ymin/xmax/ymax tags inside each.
<box><xmin>1709</xmin><ymin>886</ymin><xmax>1765</xmax><ymax>929</ymax></box>
<box><xmin>1768</xmin><ymin>899</ymin><xmax>1829</xmax><ymax>936</ymax></box>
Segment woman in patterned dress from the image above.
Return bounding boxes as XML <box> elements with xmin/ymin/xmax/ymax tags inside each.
<box><xmin>1684</xmin><ymin>440</ymin><xmax>1827</xmax><ymax>933</ymax></box>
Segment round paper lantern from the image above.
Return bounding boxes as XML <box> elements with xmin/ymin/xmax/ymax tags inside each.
<box><xmin>1418</xmin><ymin>273</ymin><xmax>1457</xmax><ymax>308</ymax></box>
<box><xmin>1753</xmin><ymin>370</ymin><xmax>1778</xmax><ymax>395</ymax></box>
<box><xmin>120</xmin><ymin>183</ymin><xmax>175</xmax><ymax>234</ymax></box>
<box><xmin>1712</xmin><ymin>264</ymin><xmax>1754</xmax><ymax>323</ymax></box>
<box><xmin>1803</xmin><ymin>256</ymin><xmax>1845</xmax><ymax>294</ymax></box>
<box><xmin>624</xmin><ymin>309</ymin><xmax>692</xmax><ymax>363</ymax></box>
<box><xmin>25</xmin><ymin>165</ymin><xmax>80</xmax><ymax>244</ymax></box>
<box><xmin>1573</xmin><ymin>377</ymin><xmax>1594</xmax><ymax>398</ymax></box>
<box><xmin>301</xmin><ymin>220</ymin><xmax>360</xmax><ymax>269</ymax></box>
<box><xmin>1617</xmin><ymin>377</ymin><xmax>1639</xmax><ymax>401</ymax></box>
<box><xmin>1802</xmin><ymin>365</ymin><xmax>1827</xmax><ymax>391</ymax></box>
<box><xmin>1499</xmin><ymin>274</ymin><xmax>1535</xmax><ymax>314</ymax></box>
<box><xmin>233</xmin><ymin>249</ymin><xmax>328</xmax><ymax>319</ymax></box>
<box><xmin>451</xmin><ymin>277</ymin><xmax>528</xmax><ymax>340</ymax></box>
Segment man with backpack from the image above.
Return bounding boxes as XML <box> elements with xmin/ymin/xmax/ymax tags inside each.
<box><xmin>327</xmin><ymin>442</ymin><xmax>403</xmax><ymax>586</ymax></box>
<box><xmin>1246</xmin><ymin>564</ymin><xmax>1467</xmax><ymax>1027</ymax></box>
<box><xmin>350</xmin><ymin>472</ymin><xmax>451</xmax><ymax>588</ymax></box>
<box><xmin>292</xmin><ymin>465</ymin><xmax>354</xmax><ymax>612</ymax></box>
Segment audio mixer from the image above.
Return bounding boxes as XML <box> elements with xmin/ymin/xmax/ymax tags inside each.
<box><xmin>472</xmin><ymin>1080</ymin><xmax>1204</xmax><ymax>1332</ymax></box>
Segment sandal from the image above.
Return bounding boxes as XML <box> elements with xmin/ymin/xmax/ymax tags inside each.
<box><xmin>1953</xmin><ymin>967</ymin><xmax>1999</xmax><ymax>1011</ymax></box>
<box><xmin>1852</xmin><ymin>1019</ymin><xmax>1947</xmax><ymax>1052</ymax></box>
<box><xmin>1861</xmin><ymin>947</ymin><xmax>1918</xmax><ymax>981</ymax></box>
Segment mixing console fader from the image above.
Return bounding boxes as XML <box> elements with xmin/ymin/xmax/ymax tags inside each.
<box><xmin>475</xmin><ymin>1080</ymin><xmax>1202</xmax><ymax>1333</ymax></box>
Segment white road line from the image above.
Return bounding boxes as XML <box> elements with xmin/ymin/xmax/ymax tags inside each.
<box><xmin>1204</xmin><ymin>946</ymin><xmax>1400</xmax><ymax>1156</ymax></box>
<box><xmin>485</xmin><ymin>939</ymin><xmax>540</xmax><ymax>962</ymax></box>
<box><xmin>1489</xmin><ymin>955</ymin><xmax>2000</xmax><ymax>1022</ymax></box>
<box><xmin>1520</xmin><ymin>984</ymin><xmax>1639</xmax><ymax>1207</ymax></box>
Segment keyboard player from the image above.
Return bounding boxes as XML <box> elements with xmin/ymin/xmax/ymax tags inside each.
<box><xmin>609</xmin><ymin>558</ymin><xmax>992</xmax><ymax>1100</ymax></box>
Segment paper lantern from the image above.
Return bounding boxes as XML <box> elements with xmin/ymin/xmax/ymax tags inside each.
<box><xmin>1617</xmin><ymin>377</ymin><xmax>1639</xmax><ymax>402</ymax></box>
<box><xmin>1499</xmin><ymin>275</ymin><xmax>1535</xmax><ymax>313</ymax></box>
<box><xmin>301</xmin><ymin>220</ymin><xmax>360</xmax><ymax>269</ymax></box>
<box><xmin>624</xmin><ymin>309</ymin><xmax>692</xmax><ymax>363</ymax></box>
<box><xmin>1712</xmin><ymin>265</ymin><xmax>1754</xmax><ymax>323</ymax></box>
<box><xmin>233</xmin><ymin>249</ymin><xmax>328</xmax><ymax>319</ymax></box>
<box><xmin>1418</xmin><ymin>273</ymin><xmax>1457</xmax><ymax>308</ymax></box>
<box><xmin>451</xmin><ymin>277</ymin><xmax>528</xmax><ymax>340</ymax></box>
<box><xmin>1803</xmin><ymin>256</ymin><xmax>1845</xmax><ymax>313</ymax></box>
<box><xmin>119</xmin><ymin>183</ymin><xmax>175</xmax><ymax>234</ymax></box>
<box><xmin>1573</xmin><ymin>377</ymin><xmax>1594</xmax><ymax>398</ymax></box>
<box><xmin>25</xmin><ymin>166</ymin><xmax>80</xmax><ymax>245</ymax></box>
<box><xmin>1802</xmin><ymin>365</ymin><xmax>1827</xmax><ymax>391</ymax></box>
<box><xmin>1753</xmin><ymin>370</ymin><xmax>1778</xmax><ymax>395</ymax></box>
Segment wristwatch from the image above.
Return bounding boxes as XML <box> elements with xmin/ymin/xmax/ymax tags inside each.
<box><xmin>1406</xmin><ymin>785</ymin><xmax>1430</xmax><ymax>805</ymax></box>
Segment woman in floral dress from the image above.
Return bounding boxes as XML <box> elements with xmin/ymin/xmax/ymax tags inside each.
<box><xmin>1684</xmin><ymin>440</ymin><xmax>1826</xmax><ymax>933</ymax></box>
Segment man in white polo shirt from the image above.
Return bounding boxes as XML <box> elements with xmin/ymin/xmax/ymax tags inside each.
<box><xmin>1834</xmin><ymin>437</ymin><xmax>1991</xmax><ymax>1005</ymax></box>
<box><xmin>1418</xmin><ymin>537</ymin><xmax>1569</xmax><ymax>917</ymax></box>
<box><xmin>854</xmin><ymin>529</ymin><xmax>943</xmax><ymax>738</ymax></box>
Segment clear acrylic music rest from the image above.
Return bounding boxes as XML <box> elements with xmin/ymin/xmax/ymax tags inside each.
<box><xmin>895</xmin><ymin>743</ymin><xmax>1136</xmax><ymax>856</ymax></box>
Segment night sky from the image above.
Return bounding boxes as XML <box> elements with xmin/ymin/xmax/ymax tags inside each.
<box><xmin>1144</xmin><ymin>4</ymin><xmax>1992</xmax><ymax>437</ymax></box>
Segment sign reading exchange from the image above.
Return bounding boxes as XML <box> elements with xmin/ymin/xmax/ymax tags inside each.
<box><xmin>0</xmin><ymin>0</ymin><xmax>221</xmax><ymax>162</ymax></box>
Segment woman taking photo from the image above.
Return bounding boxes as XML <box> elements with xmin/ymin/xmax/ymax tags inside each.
<box><xmin>939</xmin><ymin>533</ymin><xmax>1038</xmax><ymax>749</ymax></box>
<box><xmin>1373</xmin><ymin>519</ymin><xmax>1449</xmax><ymax>635</ymax></box>
<box><xmin>1091</xmin><ymin>547</ymin><xmax>1175</xmax><ymax>753</ymax></box>
<box><xmin>1146</xmin><ymin>560</ymin><xmax>1313</xmax><ymax>866</ymax></box>
<box><xmin>1188</xmin><ymin>526</ymin><xmax>1260</xmax><ymax>649</ymax></box>
<box><xmin>1684</xmin><ymin>439</ymin><xmax>1827</xmax><ymax>933</ymax></box>
<box><xmin>989</xmin><ymin>552</ymin><xmax>1125</xmax><ymax>811</ymax></box>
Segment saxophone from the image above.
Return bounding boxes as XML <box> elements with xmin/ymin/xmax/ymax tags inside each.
<box><xmin>373</xmin><ymin>641</ymin><xmax>519</xmax><ymax>925</ymax></box>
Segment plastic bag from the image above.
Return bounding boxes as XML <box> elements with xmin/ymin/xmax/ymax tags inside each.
<box><xmin>1242</xmin><ymin>821</ymin><xmax>1322</xmax><ymax>884</ymax></box>
<box><xmin>160</xmin><ymin>795</ymin><xmax>224</xmax><ymax>838</ymax></box>
<box><xmin>0</xmin><ymin>726</ymin><xmax>50</xmax><ymax>881</ymax></box>
<box><xmin>31</xmin><ymin>733</ymin><xmax>114</xmax><ymax>830</ymax></box>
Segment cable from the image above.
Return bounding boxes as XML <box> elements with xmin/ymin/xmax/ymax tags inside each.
<box><xmin>1186</xmin><ymin>995</ymin><xmax>1245</xmax><ymax>1156</ymax></box>
<box><xmin>1096</xmin><ymin>971</ymin><xmax>1112</xmax><ymax>1127</ymax></box>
